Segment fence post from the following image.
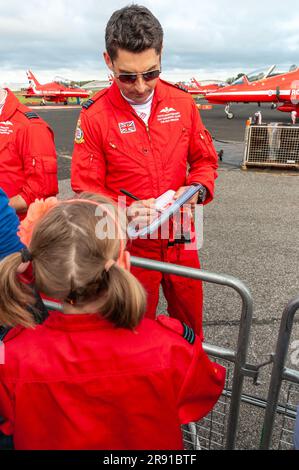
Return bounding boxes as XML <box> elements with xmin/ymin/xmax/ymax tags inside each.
<box><xmin>260</xmin><ymin>295</ymin><xmax>299</xmax><ymax>449</ymax></box>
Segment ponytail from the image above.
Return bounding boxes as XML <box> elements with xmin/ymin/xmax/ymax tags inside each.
<box><xmin>100</xmin><ymin>265</ymin><xmax>146</xmax><ymax>329</ymax></box>
<box><xmin>0</xmin><ymin>252</ymin><xmax>36</xmax><ymax>328</ymax></box>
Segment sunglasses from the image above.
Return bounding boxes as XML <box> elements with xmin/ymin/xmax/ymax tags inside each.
<box><xmin>114</xmin><ymin>69</ymin><xmax>161</xmax><ymax>84</ymax></box>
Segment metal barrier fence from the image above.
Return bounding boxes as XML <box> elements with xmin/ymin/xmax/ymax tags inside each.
<box><xmin>127</xmin><ymin>256</ymin><xmax>253</xmax><ymax>450</ymax></box>
<box><xmin>43</xmin><ymin>257</ymin><xmax>299</xmax><ymax>450</ymax></box>
<box><xmin>243</xmin><ymin>123</ymin><xmax>299</xmax><ymax>169</ymax></box>
<box><xmin>260</xmin><ymin>295</ymin><xmax>299</xmax><ymax>449</ymax></box>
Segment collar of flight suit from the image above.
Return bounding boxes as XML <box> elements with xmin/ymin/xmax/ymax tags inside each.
<box><xmin>0</xmin><ymin>88</ymin><xmax>19</xmax><ymax>122</ymax></box>
<box><xmin>105</xmin><ymin>79</ymin><xmax>167</xmax><ymax>115</ymax></box>
<box><xmin>44</xmin><ymin>309</ymin><xmax>114</xmax><ymax>332</ymax></box>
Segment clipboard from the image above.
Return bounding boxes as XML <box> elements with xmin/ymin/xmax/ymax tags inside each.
<box><xmin>127</xmin><ymin>184</ymin><xmax>204</xmax><ymax>239</ymax></box>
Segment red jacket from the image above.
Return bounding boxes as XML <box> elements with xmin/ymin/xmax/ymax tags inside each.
<box><xmin>0</xmin><ymin>312</ymin><xmax>225</xmax><ymax>450</ymax></box>
<box><xmin>71</xmin><ymin>80</ymin><xmax>218</xmax><ymax>204</ymax></box>
<box><xmin>0</xmin><ymin>89</ymin><xmax>58</xmax><ymax>216</ymax></box>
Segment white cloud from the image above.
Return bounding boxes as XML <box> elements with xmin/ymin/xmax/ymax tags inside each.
<box><xmin>1</xmin><ymin>0</ymin><xmax>299</xmax><ymax>84</ymax></box>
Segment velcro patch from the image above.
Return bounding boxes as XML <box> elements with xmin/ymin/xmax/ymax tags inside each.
<box><xmin>182</xmin><ymin>322</ymin><xmax>195</xmax><ymax>344</ymax></box>
<box><xmin>174</xmin><ymin>83</ymin><xmax>189</xmax><ymax>93</ymax></box>
<box><xmin>24</xmin><ymin>111</ymin><xmax>39</xmax><ymax>119</ymax></box>
<box><xmin>0</xmin><ymin>326</ymin><xmax>12</xmax><ymax>342</ymax></box>
<box><xmin>82</xmin><ymin>99</ymin><xmax>94</xmax><ymax>110</ymax></box>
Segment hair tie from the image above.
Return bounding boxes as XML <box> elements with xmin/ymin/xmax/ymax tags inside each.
<box><xmin>20</xmin><ymin>247</ymin><xmax>33</xmax><ymax>263</ymax></box>
<box><xmin>104</xmin><ymin>259</ymin><xmax>116</xmax><ymax>272</ymax></box>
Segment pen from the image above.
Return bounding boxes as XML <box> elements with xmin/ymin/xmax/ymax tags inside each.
<box><xmin>120</xmin><ymin>188</ymin><xmax>163</xmax><ymax>215</ymax></box>
<box><xmin>120</xmin><ymin>189</ymin><xmax>140</xmax><ymax>201</ymax></box>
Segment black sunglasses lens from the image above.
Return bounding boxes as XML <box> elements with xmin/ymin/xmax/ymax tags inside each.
<box><xmin>117</xmin><ymin>70</ymin><xmax>160</xmax><ymax>83</ymax></box>
<box><xmin>143</xmin><ymin>70</ymin><xmax>160</xmax><ymax>81</ymax></box>
<box><xmin>118</xmin><ymin>74</ymin><xmax>137</xmax><ymax>83</ymax></box>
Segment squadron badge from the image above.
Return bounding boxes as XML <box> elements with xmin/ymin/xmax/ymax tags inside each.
<box><xmin>75</xmin><ymin>119</ymin><xmax>85</xmax><ymax>144</ymax></box>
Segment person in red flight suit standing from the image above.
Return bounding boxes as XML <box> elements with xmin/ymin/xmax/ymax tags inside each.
<box><xmin>0</xmin><ymin>88</ymin><xmax>58</xmax><ymax>219</ymax></box>
<box><xmin>71</xmin><ymin>5</ymin><xmax>218</xmax><ymax>338</ymax></box>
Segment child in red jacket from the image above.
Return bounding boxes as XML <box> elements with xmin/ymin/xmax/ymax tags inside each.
<box><xmin>0</xmin><ymin>193</ymin><xmax>225</xmax><ymax>450</ymax></box>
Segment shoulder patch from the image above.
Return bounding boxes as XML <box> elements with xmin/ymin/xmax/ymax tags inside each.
<box><xmin>0</xmin><ymin>326</ymin><xmax>11</xmax><ymax>342</ymax></box>
<box><xmin>174</xmin><ymin>83</ymin><xmax>189</xmax><ymax>93</ymax></box>
<box><xmin>0</xmin><ymin>325</ymin><xmax>24</xmax><ymax>343</ymax></box>
<box><xmin>82</xmin><ymin>99</ymin><xmax>94</xmax><ymax>110</ymax></box>
<box><xmin>74</xmin><ymin>118</ymin><xmax>85</xmax><ymax>144</ymax></box>
<box><xmin>157</xmin><ymin>315</ymin><xmax>196</xmax><ymax>344</ymax></box>
<box><xmin>182</xmin><ymin>322</ymin><xmax>196</xmax><ymax>344</ymax></box>
<box><xmin>24</xmin><ymin>111</ymin><xmax>39</xmax><ymax>120</ymax></box>
<box><xmin>81</xmin><ymin>88</ymin><xmax>110</xmax><ymax>111</ymax></box>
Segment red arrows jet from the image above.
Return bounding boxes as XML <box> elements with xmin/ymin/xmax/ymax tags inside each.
<box><xmin>205</xmin><ymin>65</ymin><xmax>299</xmax><ymax>119</ymax></box>
<box><xmin>175</xmin><ymin>77</ymin><xmax>226</xmax><ymax>95</ymax></box>
<box><xmin>24</xmin><ymin>70</ymin><xmax>91</xmax><ymax>105</ymax></box>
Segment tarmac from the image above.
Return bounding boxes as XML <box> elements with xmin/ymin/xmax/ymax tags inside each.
<box><xmin>38</xmin><ymin>102</ymin><xmax>299</xmax><ymax>449</ymax></box>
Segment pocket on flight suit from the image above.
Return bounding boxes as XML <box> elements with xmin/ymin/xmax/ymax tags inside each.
<box><xmin>41</xmin><ymin>156</ymin><xmax>58</xmax><ymax>196</ymax></box>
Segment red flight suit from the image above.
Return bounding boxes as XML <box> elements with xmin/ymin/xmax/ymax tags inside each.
<box><xmin>0</xmin><ymin>311</ymin><xmax>225</xmax><ymax>450</ymax></box>
<box><xmin>0</xmin><ymin>89</ymin><xmax>58</xmax><ymax>218</ymax></box>
<box><xmin>71</xmin><ymin>80</ymin><xmax>218</xmax><ymax>336</ymax></box>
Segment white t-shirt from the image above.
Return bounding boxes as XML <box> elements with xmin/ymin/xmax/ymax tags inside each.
<box><xmin>121</xmin><ymin>91</ymin><xmax>154</xmax><ymax>125</ymax></box>
<box><xmin>0</xmin><ymin>89</ymin><xmax>7</xmax><ymax>116</ymax></box>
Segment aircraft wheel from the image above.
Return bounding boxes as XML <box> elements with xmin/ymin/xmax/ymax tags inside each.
<box><xmin>226</xmin><ymin>112</ymin><xmax>234</xmax><ymax>119</ymax></box>
<box><xmin>271</xmin><ymin>103</ymin><xmax>277</xmax><ymax>110</ymax></box>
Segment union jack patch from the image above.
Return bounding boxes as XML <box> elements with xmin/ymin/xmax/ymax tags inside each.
<box><xmin>118</xmin><ymin>121</ymin><xmax>136</xmax><ymax>134</ymax></box>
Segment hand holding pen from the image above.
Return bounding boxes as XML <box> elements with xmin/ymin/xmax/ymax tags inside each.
<box><xmin>120</xmin><ymin>189</ymin><xmax>159</xmax><ymax>230</ymax></box>
<box><xmin>121</xmin><ymin>186</ymin><xmax>204</xmax><ymax>238</ymax></box>
<box><xmin>119</xmin><ymin>189</ymin><xmax>140</xmax><ymax>201</ymax></box>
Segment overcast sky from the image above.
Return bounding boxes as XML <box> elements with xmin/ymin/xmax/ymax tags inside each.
<box><xmin>1</xmin><ymin>0</ymin><xmax>299</xmax><ymax>86</ymax></box>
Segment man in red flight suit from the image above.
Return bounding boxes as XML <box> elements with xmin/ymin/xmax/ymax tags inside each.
<box><xmin>71</xmin><ymin>5</ymin><xmax>218</xmax><ymax>337</ymax></box>
<box><xmin>0</xmin><ymin>88</ymin><xmax>58</xmax><ymax>219</ymax></box>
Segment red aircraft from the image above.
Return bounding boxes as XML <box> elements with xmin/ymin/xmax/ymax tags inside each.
<box><xmin>205</xmin><ymin>64</ymin><xmax>299</xmax><ymax>119</ymax></box>
<box><xmin>175</xmin><ymin>77</ymin><xmax>226</xmax><ymax>95</ymax></box>
<box><xmin>24</xmin><ymin>70</ymin><xmax>91</xmax><ymax>105</ymax></box>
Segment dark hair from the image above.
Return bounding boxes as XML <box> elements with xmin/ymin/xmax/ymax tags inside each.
<box><xmin>105</xmin><ymin>4</ymin><xmax>163</xmax><ymax>61</ymax></box>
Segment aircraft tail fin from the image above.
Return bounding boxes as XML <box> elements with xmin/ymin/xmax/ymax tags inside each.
<box><xmin>190</xmin><ymin>77</ymin><xmax>201</xmax><ymax>88</ymax></box>
<box><xmin>26</xmin><ymin>70</ymin><xmax>41</xmax><ymax>92</ymax></box>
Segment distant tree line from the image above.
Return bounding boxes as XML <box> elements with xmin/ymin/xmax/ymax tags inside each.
<box><xmin>70</xmin><ymin>80</ymin><xmax>92</xmax><ymax>87</ymax></box>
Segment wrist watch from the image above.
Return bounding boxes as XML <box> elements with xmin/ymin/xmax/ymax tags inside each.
<box><xmin>191</xmin><ymin>183</ymin><xmax>207</xmax><ymax>203</ymax></box>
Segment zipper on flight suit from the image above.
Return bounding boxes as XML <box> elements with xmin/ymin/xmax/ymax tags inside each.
<box><xmin>136</xmin><ymin>110</ymin><xmax>161</xmax><ymax>194</ymax></box>
<box><xmin>145</xmin><ymin>123</ymin><xmax>151</xmax><ymax>144</ymax></box>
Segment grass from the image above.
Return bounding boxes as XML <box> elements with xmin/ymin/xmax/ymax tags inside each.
<box><xmin>13</xmin><ymin>91</ymin><xmax>91</xmax><ymax>106</ymax></box>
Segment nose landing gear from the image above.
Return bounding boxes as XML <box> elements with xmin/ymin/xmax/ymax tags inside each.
<box><xmin>225</xmin><ymin>104</ymin><xmax>234</xmax><ymax>119</ymax></box>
